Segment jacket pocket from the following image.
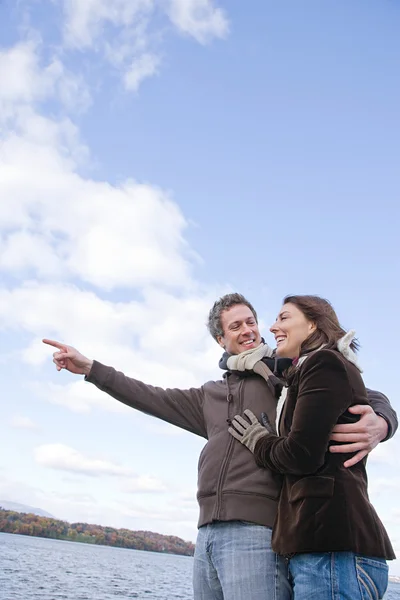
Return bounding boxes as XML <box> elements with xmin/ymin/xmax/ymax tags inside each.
<box><xmin>355</xmin><ymin>556</ymin><xmax>388</xmax><ymax>600</ymax></box>
<box><xmin>289</xmin><ymin>476</ymin><xmax>334</xmax><ymax>503</ymax></box>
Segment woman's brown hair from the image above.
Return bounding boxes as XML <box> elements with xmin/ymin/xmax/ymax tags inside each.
<box><xmin>283</xmin><ymin>294</ymin><xmax>359</xmax><ymax>357</ymax></box>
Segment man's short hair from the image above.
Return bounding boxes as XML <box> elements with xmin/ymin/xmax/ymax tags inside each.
<box><xmin>207</xmin><ymin>293</ymin><xmax>258</xmax><ymax>341</ymax></box>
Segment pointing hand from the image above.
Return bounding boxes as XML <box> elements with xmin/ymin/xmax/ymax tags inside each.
<box><xmin>42</xmin><ymin>339</ymin><xmax>93</xmax><ymax>376</ymax></box>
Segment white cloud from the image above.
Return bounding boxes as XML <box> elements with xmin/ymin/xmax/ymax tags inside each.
<box><xmin>0</xmin><ymin>40</ymin><xmax>91</xmax><ymax>117</ymax></box>
<box><xmin>35</xmin><ymin>443</ymin><xmax>134</xmax><ymax>477</ymax></box>
<box><xmin>369</xmin><ymin>476</ymin><xmax>400</xmax><ymax>497</ymax></box>
<box><xmin>62</xmin><ymin>0</ymin><xmax>154</xmax><ymax>49</ymax></box>
<box><xmin>61</xmin><ymin>0</ymin><xmax>228</xmax><ymax>90</ymax></box>
<box><xmin>31</xmin><ymin>380</ymin><xmax>131</xmax><ymax>414</ymax></box>
<box><xmin>10</xmin><ymin>415</ymin><xmax>39</xmax><ymax>430</ymax></box>
<box><xmin>0</xmin><ymin>282</ymin><xmax>222</xmax><ymax>391</ymax></box>
<box><xmin>123</xmin><ymin>52</ymin><xmax>160</xmax><ymax>91</ymax></box>
<box><xmin>368</xmin><ymin>437</ymin><xmax>399</xmax><ymax>468</ymax></box>
<box><xmin>110</xmin><ymin>497</ymin><xmax>198</xmax><ymax>524</ymax></box>
<box><xmin>5</xmin><ymin>106</ymin><xmax>88</xmax><ymax>165</ymax></box>
<box><xmin>0</xmin><ymin>43</ymin><xmax>194</xmax><ymax>286</ymax></box>
<box><xmin>122</xmin><ymin>475</ymin><xmax>167</xmax><ymax>493</ymax></box>
<box><xmin>145</xmin><ymin>422</ymin><xmax>185</xmax><ymax>437</ymax></box>
<box><xmin>62</xmin><ymin>0</ymin><xmax>229</xmax><ymax>47</ymax></box>
<box><xmin>56</xmin><ymin>67</ymin><xmax>92</xmax><ymax>113</ymax></box>
<box><xmin>0</xmin><ymin>115</ymin><xmax>194</xmax><ymax>290</ymax></box>
<box><xmin>166</xmin><ymin>0</ymin><xmax>229</xmax><ymax>44</ymax></box>
<box><xmin>62</xmin><ymin>0</ymin><xmax>157</xmax><ymax>91</ymax></box>
<box><xmin>1</xmin><ymin>3</ymin><xmax>229</xmax><ymax>113</ymax></box>
<box><xmin>0</xmin><ymin>231</ymin><xmax>62</xmax><ymax>278</ymax></box>
<box><xmin>0</xmin><ymin>41</ymin><xmax>54</xmax><ymax>107</ymax></box>
<box><xmin>34</xmin><ymin>444</ymin><xmax>168</xmax><ymax>494</ymax></box>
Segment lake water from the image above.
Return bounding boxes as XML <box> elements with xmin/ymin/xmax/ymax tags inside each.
<box><xmin>0</xmin><ymin>533</ymin><xmax>193</xmax><ymax>599</ymax></box>
<box><xmin>1</xmin><ymin>532</ymin><xmax>399</xmax><ymax>599</ymax></box>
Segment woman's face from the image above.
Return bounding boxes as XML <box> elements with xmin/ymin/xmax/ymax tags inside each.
<box><xmin>270</xmin><ymin>302</ymin><xmax>316</xmax><ymax>358</ymax></box>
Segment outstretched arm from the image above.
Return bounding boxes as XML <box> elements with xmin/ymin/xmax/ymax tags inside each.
<box><xmin>42</xmin><ymin>339</ymin><xmax>207</xmax><ymax>438</ymax></box>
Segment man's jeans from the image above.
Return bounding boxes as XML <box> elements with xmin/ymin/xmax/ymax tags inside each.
<box><xmin>289</xmin><ymin>552</ymin><xmax>389</xmax><ymax>600</ymax></box>
<box><xmin>193</xmin><ymin>521</ymin><xmax>292</xmax><ymax>600</ymax></box>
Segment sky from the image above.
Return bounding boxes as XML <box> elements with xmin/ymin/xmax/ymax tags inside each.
<box><xmin>1</xmin><ymin>0</ymin><xmax>400</xmax><ymax>575</ymax></box>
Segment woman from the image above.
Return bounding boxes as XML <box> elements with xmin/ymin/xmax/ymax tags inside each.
<box><xmin>228</xmin><ymin>295</ymin><xmax>395</xmax><ymax>600</ymax></box>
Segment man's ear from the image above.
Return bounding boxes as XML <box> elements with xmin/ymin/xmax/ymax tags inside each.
<box><xmin>217</xmin><ymin>335</ymin><xmax>225</xmax><ymax>349</ymax></box>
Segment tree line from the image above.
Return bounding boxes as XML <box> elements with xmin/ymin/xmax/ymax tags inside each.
<box><xmin>0</xmin><ymin>508</ymin><xmax>195</xmax><ymax>556</ymax></box>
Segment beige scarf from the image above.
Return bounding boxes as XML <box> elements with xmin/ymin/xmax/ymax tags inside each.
<box><xmin>226</xmin><ymin>343</ymin><xmax>278</xmax><ymax>394</ymax></box>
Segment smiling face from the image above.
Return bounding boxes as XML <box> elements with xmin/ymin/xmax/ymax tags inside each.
<box><xmin>217</xmin><ymin>304</ymin><xmax>261</xmax><ymax>355</ymax></box>
<box><xmin>270</xmin><ymin>302</ymin><xmax>316</xmax><ymax>358</ymax></box>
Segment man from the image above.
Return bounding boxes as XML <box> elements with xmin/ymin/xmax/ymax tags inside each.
<box><xmin>43</xmin><ymin>293</ymin><xmax>397</xmax><ymax>600</ymax></box>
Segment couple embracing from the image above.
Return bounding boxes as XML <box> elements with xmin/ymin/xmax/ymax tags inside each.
<box><xmin>44</xmin><ymin>293</ymin><xmax>397</xmax><ymax>600</ymax></box>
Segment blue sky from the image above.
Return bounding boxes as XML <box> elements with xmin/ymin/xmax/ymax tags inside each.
<box><xmin>1</xmin><ymin>0</ymin><xmax>400</xmax><ymax>574</ymax></box>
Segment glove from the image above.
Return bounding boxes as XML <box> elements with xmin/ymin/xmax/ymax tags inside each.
<box><xmin>228</xmin><ymin>409</ymin><xmax>270</xmax><ymax>453</ymax></box>
<box><xmin>227</xmin><ymin>343</ymin><xmax>274</xmax><ymax>372</ymax></box>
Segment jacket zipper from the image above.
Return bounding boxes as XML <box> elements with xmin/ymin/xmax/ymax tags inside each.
<box><xmin>213</xmin><ymin>377</ymin><xmax>244</xmax><ymax>520</ymax></box>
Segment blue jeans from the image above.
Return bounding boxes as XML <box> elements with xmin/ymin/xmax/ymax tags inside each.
<box><xmin>193</xmin><ymin>521</ymin><xmax>292</xmax><ymax>600</ymax></box>
<box><xmin>289</xmin><ymin>552</ymin><xmax>389</xmax><ymax>600</ymax></box>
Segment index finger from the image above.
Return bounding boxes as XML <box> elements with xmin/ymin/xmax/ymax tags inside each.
<box><xmin>42</xmin><ymin>339</ymin><xmax>67</xmax><ymax>351</ymax></box>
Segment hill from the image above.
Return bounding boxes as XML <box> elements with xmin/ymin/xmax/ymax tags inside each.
<box><xmin>0</xmin><ymin>500</ymin><xmax>54</xmax><ymax>518</ymax></box>
<box><xmin>0</xmin><ymin>508</ymin><xmax>194</xmax><ymax>556</ymax></box>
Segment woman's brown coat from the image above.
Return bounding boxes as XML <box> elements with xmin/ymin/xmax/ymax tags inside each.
<box><xmin>254</xmin><ymin>349</ymin><xmax>395</xmax><ymax>559</ymax></box>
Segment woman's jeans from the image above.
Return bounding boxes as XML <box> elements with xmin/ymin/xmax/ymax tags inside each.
<box><xmin>289</xmin><ymin>552</ymin><xmax>388</xmax><ymax>600</ymax></box>
<box><xmin>193</xmin><ymin>521</ymin><xmax>292</xmax><ymax>600</ymax></box>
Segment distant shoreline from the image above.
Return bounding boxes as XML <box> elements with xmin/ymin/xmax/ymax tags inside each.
<box><xmin>0</xmin><ymin>531</ymin><xmax>194</xmax><ymax>558</ymax></box>
<box><xmin>0</xmin><ymin>507</ymin><xmax>194</xmax><ymax>557</ymax></box>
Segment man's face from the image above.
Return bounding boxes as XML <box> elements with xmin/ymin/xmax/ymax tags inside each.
<box><xmin>217</xmin><ymin>304</ymin><xmax>262</xmax><ymax>355</ymax></box>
